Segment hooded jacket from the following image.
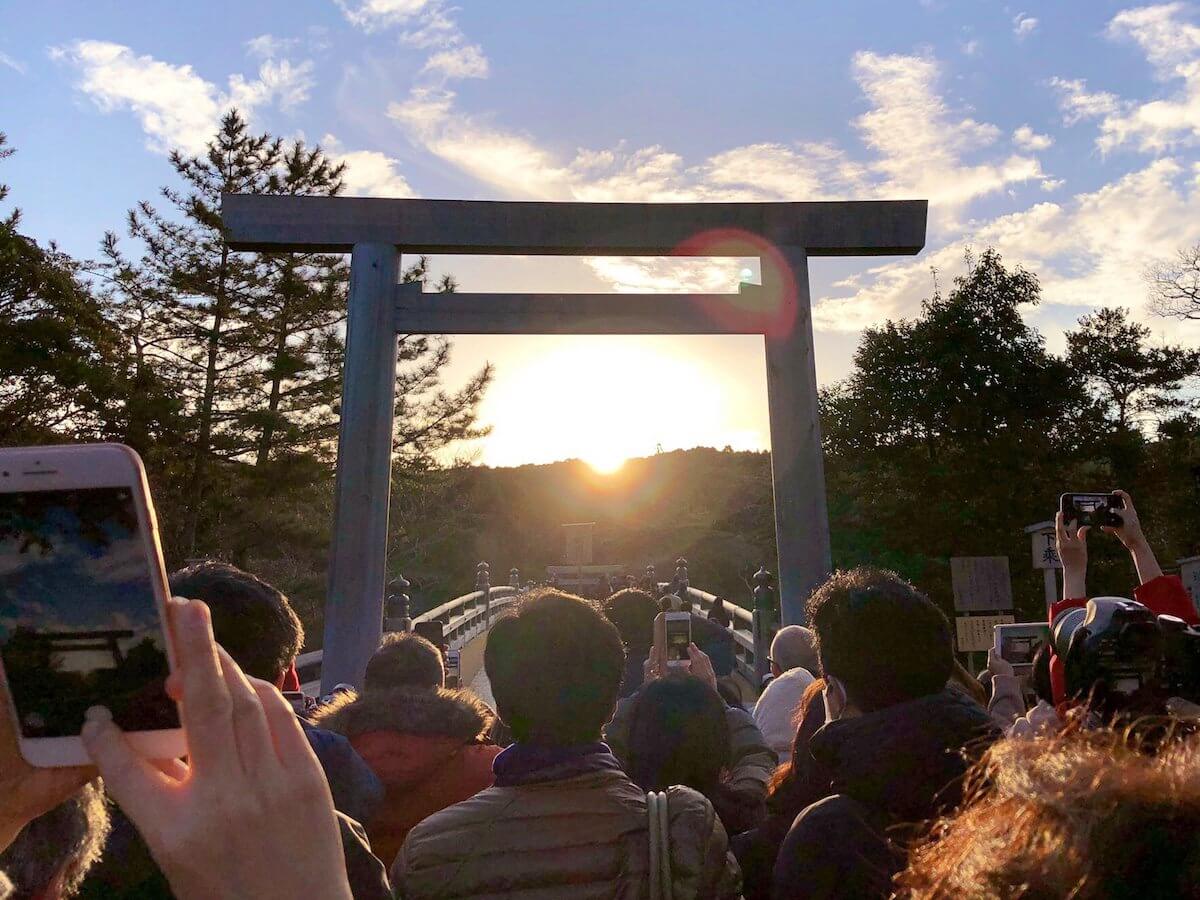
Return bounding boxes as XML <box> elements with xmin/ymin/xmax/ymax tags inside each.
<box><xmin>771</xmin><ymin>688</ymin><xmax>997</xmax><ymax>900</ymax></box>
<box><xmin>752</xmin><ymin>667</ymin><xmax>816</xmax><ymax>765</ymax></box>
<box><xmin>393</xmin><ymin>743</ymin><xmax>742</xmax><ymax>899</ymax></box>
<box><xmin>313</xmin><ymin>687</ymin><xmax>501</xmax><ymax>869</ymax></box>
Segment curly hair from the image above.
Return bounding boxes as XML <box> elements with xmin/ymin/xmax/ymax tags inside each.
<box><xmin>0</xmin><ymin>782</ymin><xmax>110</xmax><ymax>899</ymax></box>
<box><xmin>897</xmin><ymin>729</ymin><xmax>1200</xmax><ymax>898</ymax></box>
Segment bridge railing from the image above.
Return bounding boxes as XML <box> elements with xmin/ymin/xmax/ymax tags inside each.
<box><xmin>298</xmin><ymin>559</ymin><xmax>776</xmax><ymax>694</ymax></box>
<box><xmin>296</xmin><ymin>584</ymin><xmax>522</xmax><ymax>693</ymax></box>
<box><xmin>681</xmin><ymin>587</ymin><xmax>758</xmax><ymax>685</ymax></box>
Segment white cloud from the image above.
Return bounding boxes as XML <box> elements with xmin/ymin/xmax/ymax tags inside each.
<box><xmin>335</xmin><ymin>0</ymin><xmax>439</xmax><ymax>32</ymax></box>
<box><xmin>1050</xmin><ymin>76</ymin><xmax>1123</xmax><ymax>125</ymax></box>
<box><xmin>962</xmin><ymin>39</ymin><xmax>980</xmax><ymax>56</ymax></box>
<box><xmin>814</xmin><ymin>159</ymin><xmax>1200</xmax><ymax>334</ymax></box>
<box><xmin>50</xmin><ymin>40</ymin><xmax>314</xmax><ymax>154</ymax></box>
<box><xmin>245</xmin><ymin>34</ymin><xmax>300</xmax><ymax>59</ymax></box>
<box><xmin>322</xmin><ymin>133</ymin><xmax>416</xmax><ymax>197</ymax></box>
<box><xmin>850</xmin><ymin>51</ymin><xmax>1049</xmax><ymax>221</ymax></box>
<box><xmin>1013</xmin><ymin>124</ymin><xmax>1054</xmax><ymax>150</ymax></box>
<box><xmin>1053</xmin><ymin>4</ymin><xmax>1200</xmax><ymax>153</ymax></box>
<box><xmin>391</xmin><ymin>50</ymin><xmax>1050</xmax><ymax>230</ymax></box>
<box><xmin>0</xmin><ymin>51</ymin><xmax>26</xmax><ymax>75</ymax></box>
<box><xmin>421</xmin><ymin>44</ymin><xmax>489</xmax><ymax>80</ymax></box>
<box><xmin>1013</xmin><ymin>13</ymin><xmax>1039</xmax><ymax>38</ymax></box>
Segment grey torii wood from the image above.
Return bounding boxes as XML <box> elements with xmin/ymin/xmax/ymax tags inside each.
<box><xmin>222</xmin><ymin>194</ymin><xmax>928</xmax><ymax>690</ymax></box>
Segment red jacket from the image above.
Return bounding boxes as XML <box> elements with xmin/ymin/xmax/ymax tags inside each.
<box><xmin>1048</xmin><ymin>574</ymin><xmax>1198</xmax><ymax>703</ymax></box>
<box><xmin>313</xmin><ymin>686</ymin><xmax>501</xmax><ymax>868</ymax></box>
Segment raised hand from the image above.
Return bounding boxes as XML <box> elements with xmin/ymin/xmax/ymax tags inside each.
<box><xmin>1102</xmin><ymin>490</ymin><xmax>1163</xmax><ymax>585</ymax></box>
<box><xmin>1055</xmin><ymin>510</ymin><xmax>1089</xmax><ymax>600</ymax></box>
<box><xmin>82</xmin><ymin>597</ymin><xmax>352</xmax><ymax>900</ymax></box>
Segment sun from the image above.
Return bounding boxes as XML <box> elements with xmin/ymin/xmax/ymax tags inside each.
<box><xmin>583</xmin><ymin>447</ymin><xmax>628</xmax><ymax>475</ymax></box>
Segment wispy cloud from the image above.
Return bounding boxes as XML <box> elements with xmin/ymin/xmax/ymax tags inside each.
<box><xmin>1013</xmin><ymin>13</ymin><xmax>1039</xmax><ymax>38</ymax></box>
<box><xmin>1013</xmin><ymin>124</ymin><xmax>1054</xmax><ymax>150</ymax></box>
<box><xmin>0</xmin><ymin>51</ymin><xmax>26</xmax><ymax>75</ymax></box>
<box><xmin>49</xmin><ymin>40</ymin><xmax>314</xmax><ymax>153</ymax></box>
<box><xmin>334</xmin><ymin>0</ymin><xmax>441</xmax><ymax>32</ymax></box>
<box><xmin>321</xmin><ymin>133</ymin><xmax>416</xmax><ymax>197</ymax></box>
<box><xmin>1053</xmin><ymin>3</ymin><xmax>1200</xmax><ymax>153</ymax></box>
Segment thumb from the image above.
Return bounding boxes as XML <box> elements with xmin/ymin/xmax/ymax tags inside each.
<box><xmin>82</xmin><ymin>707</ymin><xmax>174</xmax><ymax>828</ymax></box>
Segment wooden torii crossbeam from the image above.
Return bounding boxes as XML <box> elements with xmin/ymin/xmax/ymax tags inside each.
<box><xmin>222</xmin><ymin>194</ymin><xmax>928</xmax><ymax>690</ymax></box>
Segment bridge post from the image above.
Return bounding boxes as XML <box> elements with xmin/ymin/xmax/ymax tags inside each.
<box><xmin>383</xmin><ymin>574</ymin><xmax>412</xmax><ymax>634</ymax></box>
<box><xmin>643</xmin><ymin>564</ymin><xmax>657</xmax><ymax>594</ymax></box>
<box><xmin>762</xmin><ymin>246</ymin><xmax>832</xmax><ymax>626</ymax></box>
<box><xmin>477</xmin><ymin>561</ymin><xmax>492</xmax><ymax>629</ymax></box>
<box><xmin>752</xmin><ymin>566</ymin><xmax>778</xmax><ymax>685</ymax></box>
<box><xmin>675</xmin><ymin>557</ymin><xmax>689</xmax><ymax>597</ymax></box>
<box><xmin>321</xmin><ymin>242</ymin><xmax>399</xmax><ymax>692</ymax></box>
<box><xmin>510</xmin><ymin>567</ymin><xmax>520</xmax><ymax>589</ymax></box>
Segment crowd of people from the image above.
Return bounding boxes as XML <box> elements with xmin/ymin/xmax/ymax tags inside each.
<box><xmin>3</xmin><ymin>489</ymin><xmax>1200</xmax><ymax>898</ymax></box>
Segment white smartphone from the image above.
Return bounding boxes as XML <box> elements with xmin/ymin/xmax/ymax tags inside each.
<box><xmin>662</xmin><ymin>612</ymin><xmax>692</xmax><ymax>669</ymax></box>
<box><xmin>0</xmin><ymin>444</ymin><xmax>185</xmax><ymax>766</ymax></box>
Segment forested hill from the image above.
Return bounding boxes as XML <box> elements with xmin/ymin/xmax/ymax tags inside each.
<box><xmin>428</xmin><ymin>448</ymin><xmax>779</xmax><ymax>607</ymax></box>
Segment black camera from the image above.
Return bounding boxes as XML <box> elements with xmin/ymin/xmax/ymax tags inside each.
<box><xmin>1053</xmin><ymin>597</ymin><xmax>1200</xmax><ymax>711</ymax></box>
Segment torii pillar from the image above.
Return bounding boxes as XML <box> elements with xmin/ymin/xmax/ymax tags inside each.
<box><xmin>222</xmin><ymin>195</ymin><xmax>927</xmax><ymax>689</ymax></box>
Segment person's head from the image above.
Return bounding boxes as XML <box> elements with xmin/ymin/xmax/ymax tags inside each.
<box><xmin>364</xmin><ymin>632</ymin><xmax>444</xmax><ymax>692</ymax></box>
<box><xmin>485</xmin><ymin>588</ymin><xmax>624</xmax><ymax>746</ymax></box>
<box><xmin>603</xmin><ymin>588</ymin><xmax>660</xmax><ymax>652</ymax></box>
<box><xmin>0</xmin><ymin>783</ymin><xmax>109</xmax><ymax>899</ymax></box>
<box><xmin>1031</xmin><ymin>641</ymin><xmax>1054</xmax><ymax>705</ymax></box>
<box><xmin>807</xmin><ymin>567</ymin><xmax>952</xmax><ymax>717</ymax></box>
<box><xmin>626</xmin><ymin>674</ymin><xmax>729</xmax><ymax>794</ymax></box>
<box><xmin>169</xmin><ymin>561</ymin><xmax>304</xmax><ymax>685</ymax></box>
<box><xmin>769</xmin><ymin>625</ymin><xmax>818</xmax><ymax>678</ymax></box>
<box><xmin>897</xmin><ymin>731</ymin><xmax>1200</xmax><ymax>899</ymax></box>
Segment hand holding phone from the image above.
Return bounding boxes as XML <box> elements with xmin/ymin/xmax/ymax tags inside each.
<box><xmin>0</xmin><ymin>444</ymin><xmax>184</xmax><ymax>767</ymax></box>
<box><xmin>655</xmin><ymin>612</ymin><xmax>692</xmax><ymax>670</ymax></box>
<box><xmin>1059</xmin><ymin>492</ymin><xmax>1124</xmax><ymax>530</ymax></box>
<box><xmin>82</xmin><ymin>598</ymin><xmax>353</xmax><ymax>900</ymax></box>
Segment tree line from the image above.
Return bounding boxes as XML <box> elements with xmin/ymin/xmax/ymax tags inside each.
<box><xmin>5</xmin><ymin>110</ymin><xmax>1200</xmax><ymax>632</ymax></box>
<box><xmin>0</xmin><ymin>112</ymin><xmax>491</xmax><ymax>634</ymax></box>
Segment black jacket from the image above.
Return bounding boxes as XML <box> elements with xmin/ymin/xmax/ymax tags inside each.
<box><xmin>771</xmin><ymin>689</ymin><xmax>997</xmax><ymax>900</ymax></box>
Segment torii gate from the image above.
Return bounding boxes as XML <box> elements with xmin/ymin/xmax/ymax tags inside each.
<box><xmin>222</xmin><ymin>195</ymin><xmax>927</xmax><ymax>689</ymax></box>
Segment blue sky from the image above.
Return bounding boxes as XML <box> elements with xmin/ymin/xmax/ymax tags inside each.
<box><xmin>3</xmin><ymin>1</ymin><xmax>1200</xmax><ymax>466</ymax></box>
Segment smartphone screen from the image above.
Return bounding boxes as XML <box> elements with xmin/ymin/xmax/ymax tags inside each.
<box><xmin>665</xmin><ymin>619</ymin><xmax>691</xmax><ymax>662</ymax></box>
<box><xmin>0</xmin><ymin>487</ymin><xmax>178</xmax><ymax>737</ymax></box>
<box><xmin>1000</xmin><ymin>636</ymin><xmax>1036</xmax><ymax>665</ymax></box>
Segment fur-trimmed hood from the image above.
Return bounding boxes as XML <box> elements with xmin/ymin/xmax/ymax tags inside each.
<box><xmin>312</xmin><ymin>686</ymin><xmax>494</xmax><ymax>743</ymax></box>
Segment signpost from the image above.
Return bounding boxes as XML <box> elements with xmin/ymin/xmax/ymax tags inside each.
<box><xmin>562</xmin><ymin>522</ymin><xmax>595</xmax><ymax>566</ymax></box>
<box><xmin>950</xmin><ymin>556</ymin><xmax>1014</xmax><ymax>671</ymax></box>
<box><xmin>954</xmin><ymin>613</ymin><xmax>1016</xmax><ymax>652</ymax></box>
<box><xmin>1025</xmin><ymin>520</ymin><xmax>1060</xmax><ymax>611</ymax></box>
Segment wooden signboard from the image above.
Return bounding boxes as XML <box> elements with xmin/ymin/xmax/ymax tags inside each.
<box><xmin>950</xmin><ymin>556</ymin><xmax>1013</xmax><ymax>612</ymax></box>
<box><xmin>955</xmin><ymin>614</ymin><xmax>1015</xmax><ymax>652</ymax></box>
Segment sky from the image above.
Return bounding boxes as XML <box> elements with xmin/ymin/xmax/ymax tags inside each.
<box><xmin>4</xmin><ymin>1</ymin><xmax>1200</xmax><ymax>468</ymax></box>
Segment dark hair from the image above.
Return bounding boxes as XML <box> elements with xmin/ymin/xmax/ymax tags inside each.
<box><xmin>897</xmin><ymin>730</ymin><xmax>1200</xmax><ymax>899</ymax></box>
<box><xmin>627</xmin><ymin>674</ymin><xmax>730</xmax><ymax>794</ymax></box>
<box><xmin>169</xmin><ymin>561</ymin><xmax>304</xmax><ymax>682</ymax></box>
<box><xmin>603</xmin><ymin>588</ymin><xmax>660</xmax><ymax>652</ymax></box>
<box><xmin>0</xmin><ymin>783</ymin><xmax>110</xmax><ymax>899</ymax></box>
<box><xmin>1031</xmin><ymin>641</ymin><xmax>1054</xmax><ymax>705</ymax></box>
<box><xmin>807</xmin><ymin>567</ymin><xmax>952</xmax><ymax>712</ymax></box>
<box><xmin>365</xmin><ymin>632</ymin><xmax>444</xmax><ymax>691</ymax></box>
<box><xmin>485</xmin><ymin>589</ymin><xmax>624</xmax><ymax>745</ymax></box>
